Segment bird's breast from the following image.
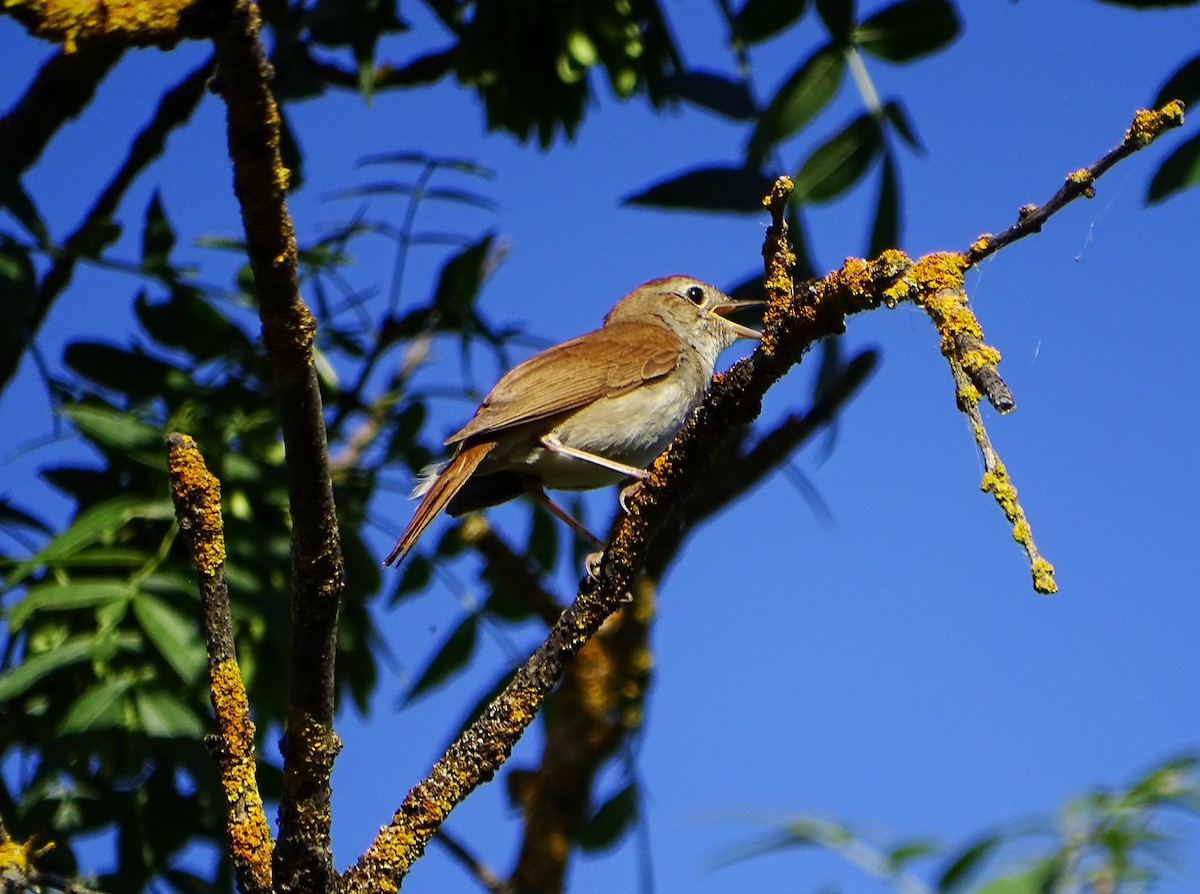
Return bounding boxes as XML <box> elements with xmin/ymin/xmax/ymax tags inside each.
<box><xmin>483</xmin><ymin>364</ymin><xmax>706</xmax><ymax>490</ymax></box>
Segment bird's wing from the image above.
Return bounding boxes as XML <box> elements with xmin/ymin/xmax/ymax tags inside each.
<box><xmin>446</xmin><ymin>321</ymin><xmax>682</xmax><ymax>444</ymax></box>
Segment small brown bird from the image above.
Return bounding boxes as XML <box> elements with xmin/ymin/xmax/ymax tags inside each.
<box><xmin>384</xmin><ymin>275</ymin><xmax>761</xmax><ymax>566</ymax></box>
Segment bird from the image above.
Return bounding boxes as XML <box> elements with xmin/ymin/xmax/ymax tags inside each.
<box><xmin>383</xmin><ymin>275</ymin><xmax>761</xmax><ymax>566</ymax></box>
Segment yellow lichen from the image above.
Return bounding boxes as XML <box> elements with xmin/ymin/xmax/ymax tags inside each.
<box><xmin>1031</xmin><ymin>558</ymin><xmax>1057</xmax><ymax>594</ymax></box>
<box><xmin>959</xmin><ymin>344</ymin><xmax>1002</xmax><ymax>373</ymax></box>
<box><xmin>9</xmin><ymin>0</ymin><xmax>196</xmax><ymax>52</ymax></box>
<box><xmin>167</xmin><ymin>434</ymin><xmax>227</xmax><ymax>574</ymax></box>
<box><xmin>762</xmin><ymin>175</ymin><xmax>795</xmax><ymax>208</ymax></box>
<box><xmin>969</xmin><ymin>234</ymin><xmax>993</xmax><ymax>256</ymax></box>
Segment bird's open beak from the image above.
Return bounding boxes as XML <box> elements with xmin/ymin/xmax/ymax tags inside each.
<box><xmin>713</xmin><ymin>298</ymin><xmax>763</xmax><ymax>340</ymax></box>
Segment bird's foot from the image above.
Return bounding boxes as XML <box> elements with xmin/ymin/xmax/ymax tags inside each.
<box><xmin>619</xmin><ymin>480</ymin><xmax>644</xmax><ymax>514</ymax></box>
<box><xmin>585</xmin><ymin>551</ymin><xmax>604</xmax><ymax>580</ymax></box>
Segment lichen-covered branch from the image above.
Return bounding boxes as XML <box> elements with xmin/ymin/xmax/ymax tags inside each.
<box><xmin>166</xmin><ymin>433</ymin><xmax>273</xmax><ymax>894</ymax></box>
<box><xmin>967</xmin><ymin>102</ymin><xmax>1185</xmax><ymax>264</ymax></box>
<box><xmin>3</xmin><ymin>0</ymin><xmax>208</xmax><ymax>52</ymax></box>
<box><xmin>207</xmin><ymin>2</ymin><xmax>343</xmax><ymax>891</ymax></box>
<box><xmin>507</xmin><ymin>587</ymin><xmax>652</xmax><ymax>894</ymax></box>
<box><xmin>342</xmin><ymin>106</ymin><xmax>1176</xmax><ymax>886</ymax></box>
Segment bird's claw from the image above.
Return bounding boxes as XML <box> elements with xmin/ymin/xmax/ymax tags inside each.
<box><xmin>619</xmin><ymin>480</ymin><xmax>644</xmax><ymax>514</ymax></box>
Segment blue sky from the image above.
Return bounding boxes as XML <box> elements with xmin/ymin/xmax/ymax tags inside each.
<box><xmin>3</xmin><ymin>1</ymin><xmax>1199</xmax><ymax>892</ymax></box>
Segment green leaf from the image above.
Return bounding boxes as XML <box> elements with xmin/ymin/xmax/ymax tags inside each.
<box><xmin>0</xmin><ymin>161</ymin><xmax>49</xmax><ymax>246</ymax></box>
<box><xmin>888</xmin><ymin>838</ymin><xmax>940</xmax><ymax>869</ymax></box>
<box><xmin>133</xmin><ymin>594</ymin><xmax>207</xmax><ymax>685</ymax></box>
<box><xmin>854</xmin><ymin>0</ymin><xmax>961</xmax><ymax>62</ymax></box>
<box><xmin>0</xmin><ymin>637</ymin><xmax>101</xmax><ymax>701</ymax></box>
<box><xmin>357</xmin><ymin>153</ymin><xmax>495</xmax><ymax>180</ymax></box>
<box><xmin>58</xmin><ymin>678</ymin><xmax>134</xmax><ymax>733</ymax></box>
<box><xmin>1147</xmin><ymin>131</ymin><xmax>1200</xmax><ymax>203</ymax></box>
<box><xmin>793</xmin><ymin>114</ymin><xmax>883</xmax><ymax>203</ymax></box>
<box><xmin>135</xmin><ymin>689</ymin><xmax>205</xmax><ymax>737</ymax></box>
<box><xmin>430</xmin><ymin>234</ymin><xmax>495</xmax><ymax>329</ymax></box>
<box><xmin>938</xmin><ymin>834</ymin><xmax>1002</xmax><ymax>893</ymax></box>
<box><xmin>970</xmin><ymin>857</ymin><xmax>1062</xmax><ymax>894</ymax></box>
<box><xmin>0</xmin><ymin>498</ymin><xmax>51</xmax><ymax>536</ymax></box>
<box><xmin>406</xmin><ymin>615</ymin><xmax>478</xmax><ymax>701</ymax></box>
<box><xmin>134</xmin><ymin>289</ymin><xmax>256</xmax><ymax>361</ymax></box>
<box><xmin>324</xmin><ymin>182</ymin><xmax>497</xmax><ymax>211</ymax></box>
<box><xmin>883</xmin><ymin>100</ymin><xmax>926</xmax><ymax>151</ymax></box>
<box><xmin>579</xmin><ymin>784</ymin><xmax>639</xmax><ymax>851</ymax></box>
<box><xmin>65</xmin><ymin>217</ymin><xmax>122</xmax><ymax>259</ymax></box>
<box><xmin>815</xmin><ymin>0</ymin><xmax>856</xmax><ymax>44</ymax></box>
<box><xmin>624</xmin><ymin>166</ymin><xmax>775</xmax><ymax>214</ymax></box>
<box><xmin>665</xmin><ymin>70</ymin><xmax>757</xmax><ymax>120</ymax></box>
<box><xmin>748</xmin><ymin>46</ymin><xmax>844</xmax><ymax>162</ymax></box>
<box><xmin>9</xmin><ymin>496</ymin><xmax>174</xmax><ymax>584</ymax></box>
<box><xmin>141</xmin><ymin>190</ymin><xmax>176</xmax><ymax>274</ymax></box>
<box><xmin>733</xmin><ymin>0</ymin><xmax>810</xmax><ymax>44</ymax></box>
<box><xmin>883</xmin><ymin>99</ymin><xmax>924</xmax><ymax>151</ymax></box>
<box><xmin>869</xmin><ymin>151</ymin><xmax>900</xmax><ymax>255</ymax></box>
<box><xmin>63</xmin><ymin>342</ymin><xmax>180</xmax><ymax>400</ymax></box>
<box><xmin>60</xmin><ymin>403</ymin><xmax>161</xmax><ymax>458</ymax></box>
<box><xmin>1153</xmin><ymin>52</ymin><xmax>1200</xmax><ymax>108</ymax></box>
<box><xmin>0</xmin><ymin>236</ymin><xmax>37</xmax><ymax>356</ymax></box>
<box><xmin>8</xmin><ymin>580</ymin><xmax>130</xmax><ymax>628</ymax></box>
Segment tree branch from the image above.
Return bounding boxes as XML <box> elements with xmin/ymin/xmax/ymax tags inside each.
<box><xmin>341</xmin><ymin>103</ymin><xmax>1179</xmax><ymax>886</ymax></box>
<box><xmin>3</xmin><ymin>0</ymin><xmax>210</xmax><ymax>52</ymax></box>
<box><xmin>208</xmin><ymin>2</ymin><xmax>343</xmax><ymax>891</ymax></box>
<box><xmin>166</xmin><ymin>433</ymin><xmax>273</xmax><ymax>894</ymax></box>
<box><xmin>967</xmin><ymin>103</ymin><xmax>1185</xmax><ymax>264</ymax></box>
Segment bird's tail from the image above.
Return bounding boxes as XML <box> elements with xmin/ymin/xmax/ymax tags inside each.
<box><xmin>383</xmin><ymin>441</ymin><xmax>496</xmax><ymax>566</ymax></box>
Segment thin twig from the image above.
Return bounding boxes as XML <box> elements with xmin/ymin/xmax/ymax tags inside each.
<box><xmin>166</xmin><ymin>433</ymin><xmax>274</xmax><ymax>894</ymax></box>
<box><xmin>967</xmin><ymin>103</ymin><xmax>1185</xmax><ymax>264</ymax></box>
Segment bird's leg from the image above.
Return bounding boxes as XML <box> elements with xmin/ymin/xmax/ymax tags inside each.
<box><xmin>539</xmin><ymin>434</ymin><xmax>650</xmax><ymax>481</ymax></box>
<box><xmin>523</xmin><ymin>479</ymin><xmax>604</xmax><ymax>548</ymax></box>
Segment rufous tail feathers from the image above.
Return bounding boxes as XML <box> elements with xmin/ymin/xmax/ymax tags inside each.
<box><xmin>383</xmin><ymin>441</ymin><xmax>496</xmax><ymax>566</ymax></box>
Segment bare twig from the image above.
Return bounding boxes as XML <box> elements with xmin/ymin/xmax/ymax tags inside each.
<box><xmin>967</xmin><ymin>103</ymin><xmax>1185</xmax><ymax>264</ymax></box>
<box><xmin>166</xmin><ymin>433</ymin><xmax>274</xmax><ymax>894</ymax></box>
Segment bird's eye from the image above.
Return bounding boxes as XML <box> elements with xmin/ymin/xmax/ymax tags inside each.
<box><xmin>685</xmin><ymin>285</ymin><xmax>705</xmax><ymax>304</ymax></box>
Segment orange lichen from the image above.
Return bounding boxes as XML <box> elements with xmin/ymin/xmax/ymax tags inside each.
<box><xmin>981</xmin><ymin>462</ymin><xmax>1057</xmax><ymax>594</ymax></box>
<box><xmin>1067</xmin><ymin>168</ymin><xmax>1096</xmax><ymax>198</ymax></box>
<box><xmin>762</xmin><ymin>175</ymin><xmax>794</xmax><ymax>209</ymax></box>
<box><xmin>1126</xmin><ymin>102</ymin><xmax>1184</xmax><ymax>147</ymax></box>
<box><xmin>166</xmin><ymin>433</ymin><xmax>226</xmax><ymax>574</ymax></box>
<box><xmin>206</xmin><ymin>658</ymin><xmax>273</xmax><ymax>892</ymax></box>
<box><xmin>969</xmin><ymin>234</ymin><xmax>993</xmax><ymax>256</ymax></box>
